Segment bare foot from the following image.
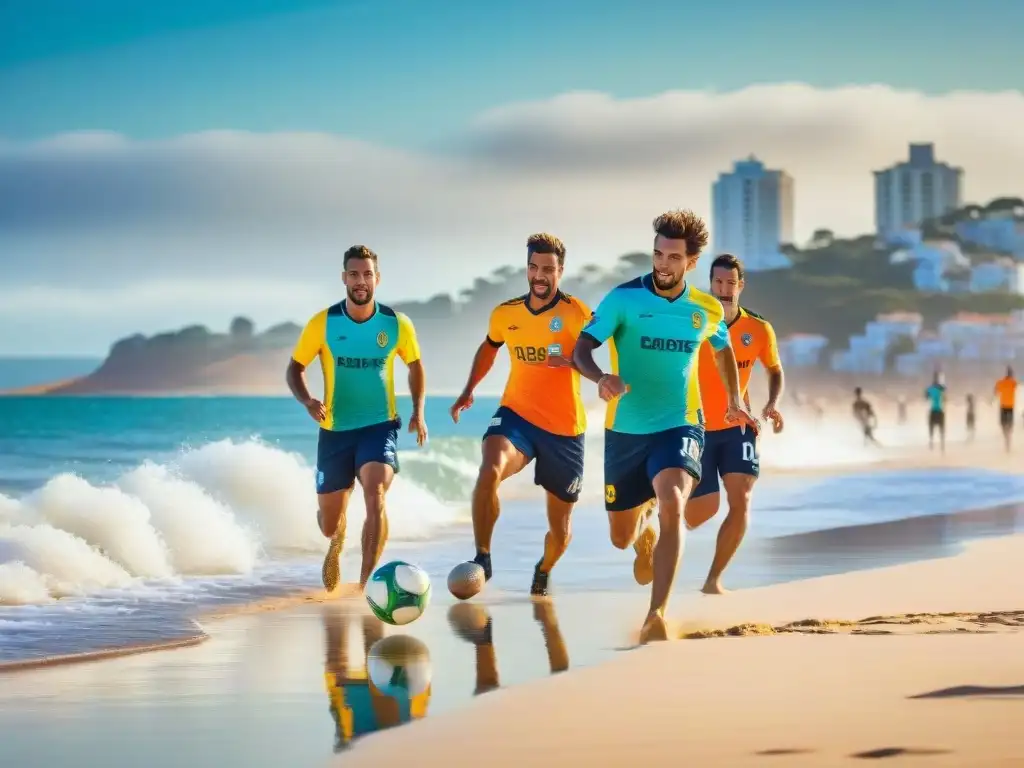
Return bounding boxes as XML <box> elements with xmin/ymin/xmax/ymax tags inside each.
<box><xmin>639</xmin><ymin>611</ymin><xmax>670</xmax><ymax>644</ymax></box>
<box><xmin>701</xmin><ymin>580</ymin><xmax>729</xmax><ymax>595</ymax></box>
<box><xmin>632</xmin><ymin>505</ymin><xmax>657</xmax><ymax>586</ymax></box>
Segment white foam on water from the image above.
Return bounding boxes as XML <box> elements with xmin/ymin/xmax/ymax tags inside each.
<box><xmin>0</xmin><ymin>438</ymin><xmax>465</xmax><ymax>607</ymax></box>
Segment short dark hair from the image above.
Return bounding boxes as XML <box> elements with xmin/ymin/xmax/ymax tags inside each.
<box><xmin>652</xmin><ymin>209</ymin><xmax>709</xmax><ymax>257</ymax></box>
<box><xmin>343</xmin><ymin>245</ymin><xmax>379</xmax><ymax>269</ymax></box>
<box><xmin>526</xmin><ymin>233</ymin><xmax>566</xmax><ymax>267</ymax></box>
<box><xmin>709</xmin><ymin>253</ymin><xmax>745</xmax><ymax>281</ymax></box>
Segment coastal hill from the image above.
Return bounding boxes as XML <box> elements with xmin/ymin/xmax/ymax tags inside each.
<box><xmin>12</xmin><ymin>235</ymin><xmax>1024</xmax><ymax>396</ymax></box>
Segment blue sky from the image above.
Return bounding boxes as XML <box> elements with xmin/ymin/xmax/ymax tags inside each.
<box><xmin>2</xmin><ymin>0</ymin><xmax>1022</xmax><ymax>144</ymax></box>
<box><xmin>2</xmin><ymin>0</ymin><xmax>1024</xmax><ymax>354</ymax></box>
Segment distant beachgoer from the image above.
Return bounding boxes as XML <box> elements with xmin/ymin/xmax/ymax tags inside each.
<box><xmin>994</xmin><ymin>367</ymin><xmax>1018</xmax><ymax>453</ymax></box>
<box><xmin>286</xmin><ymin>245</ymin><xmax>428</xmax><ymax>593</ymax></box>
<box><xmin>965</xmin><ymin>394</ymin><xmax>976</xmax><ymax>441</ymax></box>
<box><xmin>685</xmin><ymin>253</ymin><xmax>785</xmax><ymax>596</ymax></box>
<box><xmin>924</xmin><ymin>372</ymin><xmax>947</xmax><ymax>453</ymax></box>
<box><xmin>852</xmin><ymin>387</ymin><xmax>880</xmax><ymax>446</ymax></box>
<box><xmin>896</xmin><ymin>395</ymin><xmax>907</xmax><ymax>425</ymax></box>
<box><xmin>449</xmin><ymin>233</ymin><xmax>590</xmax><ymax>597</ymax></box>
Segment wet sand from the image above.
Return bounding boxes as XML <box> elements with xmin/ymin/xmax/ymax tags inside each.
<box><xmin>342</xmin><ymin>534</ymin><xmax>1024</xmax><ymax>768</ymax></box>
<box><xmin>0</xmin><ymin>431</ymin><xmax>1021</xmax><ymax>766</ymax></box>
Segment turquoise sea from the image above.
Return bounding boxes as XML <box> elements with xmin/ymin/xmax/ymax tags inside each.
<box><xmin>2</xmin><ymin>387</ymin><xmax>1024</xmax><ymax>667</ymax></box>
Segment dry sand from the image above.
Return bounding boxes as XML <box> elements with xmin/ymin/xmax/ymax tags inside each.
<box><xmin>335</xmin><ymin>534</ymin><xmax>1024</xmax><ymax>768</ymax></box>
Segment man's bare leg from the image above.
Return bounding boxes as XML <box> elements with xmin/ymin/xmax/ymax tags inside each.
<box><xmin>318</xmin><ymin>487</ymin><xmax>353</xmax><ymax>592</ymax></box>
<box><xmin>684</xmin><ymin>492</ymin><xmax>720</xmax><ymax>531</ymax></box>
<box><xmin>641</xmin><ymin>468</ymin><xmax>695</xmax><ymax>643</ymax></box>
<box><xmin>702</xmin><ymin>473</ymin><xmax>755</xmax><ymax>594</ymax></box>
<box><xmin>469</xmin><ymin>435</ymin><xmax>529</xmax><ymax>579</ymax></box>
<box><xmin>607</xmin><ymin>499</ymin><xmax>658</xmax><ymax>585</ymax></box>
<box><xmin>531</xmin><ymin>493</ymin><xmax>574</xmax><ymax>596</ymax></box>
<box><xmin>357</xmin><ymin>461</ymin><xmax>395</xmax><ymax>589</ymax></box>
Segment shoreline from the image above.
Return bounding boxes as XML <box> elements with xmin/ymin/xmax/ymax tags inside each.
<box><xmin>342</xmin><ymin>533</ymin><xmax>1024</xmax><ymax>766</ymax></box>
<box><xmin>0</xmin><ymin>628</ymin><xmax>208</xmax><ymax>674</ymax></box>
<box><xmin>0</xmin><ymin>442</ymin><xmax>1019</xmax><ymax>674</ymax></box>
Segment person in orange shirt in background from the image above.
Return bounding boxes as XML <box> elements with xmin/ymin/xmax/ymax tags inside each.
<box><xmin>449</xmin><ymin>234</ymin><xmax>591</xmax><ymax>596</ymax></box>
<box><xmin>994</xmin><ymin>367</ymin><xmax>1018</xmax><ymax>453</ymax></box>
<box><xmin>684</xmin><ymin>253</ymin><xmax>785</xmax><ymax>594</ymax></box>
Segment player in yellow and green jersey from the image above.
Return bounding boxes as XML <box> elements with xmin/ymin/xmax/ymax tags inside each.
<box><xmin>287</xmin><ymin>245</ymin><xmax>428</xmax><ymax>593</ymax></box>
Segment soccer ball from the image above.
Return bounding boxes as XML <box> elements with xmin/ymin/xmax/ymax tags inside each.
<box><xmin>367</xmin><ymin>635</ymin><xmax>432</xmax><ymax>699</ymax></box>
<box><xmin>365</xmin><ymin>560</ymin><xmax>432</xmax><ymax>625</ymax></box>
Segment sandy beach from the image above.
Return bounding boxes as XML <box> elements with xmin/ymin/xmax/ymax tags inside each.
<box><xmin>339</xmin><ymin>533</ymin><xmax>1024</xmax><ymax>768</ymax></box>
<box><xmin>0</xmin><ymin>429</ymin><xmax>1021</xmax><ymax>767</ymax></box>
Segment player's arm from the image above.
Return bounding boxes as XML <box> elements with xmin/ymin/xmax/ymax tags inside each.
<box><xmin>706</xmin><ymin>318</ymin><xmax>742</xmax><ymax>407</ymax></box>
<box><xmin>460</xmin><ymin>307</ymin><xmax>504</xmax><ymax>396</ymax></box>
<box><xmin>550</xmin><ymin>297</ymin><xmax>594</xmax><ymax>370</ymax></box>
<box><xmin>395</xmin><ymin>313</ymin><xmax>425</xmax><ymax>419</ymax></box>
<box><xmin>572</xmin><ymin>294</ymin><xmax>620</xmax><ymax>384</ymax></box>
<box><xmin>286</xmin><ymin>312</ymin><xmax>326</xmax><ymax>416</ymax></box>
<box><xmin>758</xmin><ymin>321</ymin><xmax>785</xmax><ymax>411</ymax></box>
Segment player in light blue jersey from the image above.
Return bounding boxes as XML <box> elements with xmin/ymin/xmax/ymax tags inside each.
<box><xmin>574</xmin><ymin>210</ymin><xmax>756</xmax><ymax>642</ymax></box>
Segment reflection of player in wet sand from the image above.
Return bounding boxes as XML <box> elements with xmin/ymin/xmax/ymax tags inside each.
<box><xmin>322</xmin><ymin>607</ymin><xmax>431</xmax><ymax>752</ymax></box>
<box><xmin>852</xmin><ymin>388</ymin><xmax>880</xmax><ymax>446</ymax></box>
<box><xmin>447</xmin><ymin>602</ymin><xmax>569</xmax><ymax>695</ymax></box>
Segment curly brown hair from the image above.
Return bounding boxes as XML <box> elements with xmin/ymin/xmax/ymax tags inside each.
<box><xmin>343</xmin><ymin>245</ymin><xmax>379</xmax><ymax>269</ymax></box>
<box><xmin>526</xmin><ymin>233</ymin><xmax>566</xmax><ymax>267</ymax></box>
<box><xmin>652</xmin><ymin>210</ymin><xmax>709</xmax><ymax>257</ymax></box>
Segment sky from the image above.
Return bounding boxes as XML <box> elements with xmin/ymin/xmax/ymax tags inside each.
<box><xmin>2</xmin><ymin>0</ymin><xmax>1023</xmax><ymax>354</ymax></box>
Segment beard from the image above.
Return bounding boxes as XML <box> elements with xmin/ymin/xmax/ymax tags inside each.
<box><xmin>347</xmin><ymin>286</ymin><xmax>373</xmax><ymax>305</ymax></box>
<box><xmin>652</xmin><ymin>272</ymin><xmax>683</xmax><ymax>291</ymax></box>
<box><xmin>530</xmin><ymin>281</ymin><xmax>553</xmax><ymax>299</ymax></box>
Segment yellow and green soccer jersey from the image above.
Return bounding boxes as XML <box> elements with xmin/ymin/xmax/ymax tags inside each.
<box><xmin>292</xmin><ymin>301</ymin><xmax>421</xmax><ymax>431</ymax></box>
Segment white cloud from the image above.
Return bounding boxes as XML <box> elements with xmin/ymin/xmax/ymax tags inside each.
<box><xmin>2</xmin><ymin>83</ymin><xmax>1023</xmax><ymax>352</ymax></box>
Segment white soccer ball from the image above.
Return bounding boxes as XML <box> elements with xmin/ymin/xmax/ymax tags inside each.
<box><xmin>365</xmin><ymin>560</ymin><xmax>432</xmax><ymax>625</ymax></box>
<box><xmin>367</xmin><ymin>635</ymin><xmax>432</xmax><ymax>699</ymax></box>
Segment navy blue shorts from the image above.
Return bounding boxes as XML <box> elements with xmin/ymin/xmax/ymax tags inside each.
<box><xmin>483</xmin><ymin>406</ymin><xmax>585</xmax><ymax>503</ymax></box>
<box><xmin>603</xmin><ymin>425</ymin><xmax>705</xmax><ymax>512</ymax></box>
<box><xmin>316</xmin><ymin>420</ymin><xmax>400</xmax><ymax>494</ymax></box>
<box><xmin>691</xmin><ymin>426</ymin><xmax>760</xmax><ymax>499</ymax></box>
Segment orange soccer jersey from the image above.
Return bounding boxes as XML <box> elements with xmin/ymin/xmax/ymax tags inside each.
<box><xmin>697</xmin><ymin>307</ymin><xmax>781</xmax><ymax>431</ymax></box>
<box><xmin>485</xmin><ymin>291</ymin><xmax>591</xmax><ymax>437</ymax></box>
<box><xmin>994</xmin><ymin>376</ymin><xmax>1017</xmax><ymax>409</ymax></box>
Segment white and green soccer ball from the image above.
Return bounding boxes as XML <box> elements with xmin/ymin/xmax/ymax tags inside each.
<box><xmin>365</xmin><ymin>560</ymin><xmax>432</xmax><ymax>625</ymax></box>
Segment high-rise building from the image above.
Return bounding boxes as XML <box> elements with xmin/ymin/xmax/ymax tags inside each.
<box><xmin>711</xmin><ymin>156</ymin><xmax>794</xmax><ymax>271</ymax></box>
<box><xmin>874</xmin><ymin>143</ymin><xmax>962</xmax><ymax>240</ymax></box>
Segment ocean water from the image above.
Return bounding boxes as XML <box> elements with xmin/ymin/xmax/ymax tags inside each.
<box><xmin>1</xmin><ymin>394</ymin><xmax>1024</xmax><ymax>666</ymax></box>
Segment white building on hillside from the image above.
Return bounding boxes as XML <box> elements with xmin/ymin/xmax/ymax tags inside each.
<box><xmin>711</xmin><ymin>156</ymin><xmax>794</xmax><ymax>271</ymax></box>
<box><xmin>874</xmin><ymin>143</ymin><xmax>962</xmax><ymax>241</ymax></box>
<box><xmin>830</xmin><ymin>312</ymin><xmax>923</xmax><ymax>375</ymax></box>
<box><xmin>777</xmin><ymin>333</ymin><xmax>828</xmax><ymax>368</ymax></box>
<box><xmin>969</xmin><ymin>259</ymin><xmax>1024</xmax><ymax>294</ymax></box>
<box><xmin>956</xmin><ymin>206</ymin><xmax>1024</xmax><ymax>257</ymax></box>
<box><xmin>891</xmin><ymin>239</ymin><xmax>970</xmax><ymax>292</ymax></box>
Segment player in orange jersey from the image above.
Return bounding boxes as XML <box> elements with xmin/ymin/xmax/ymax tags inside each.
<box><xmin>994</xmin><ymin>366</ymin><xmax>1018</xmax><ymax>452</ymax></box>
<box><xmin>684</xmin><ymin>253</ymin><xmax>784</xmax><ymax>594</ymax></box>
<box><xmin>449</xmin><ymin>233</ymin><xmax>592</xmax><ymax>596</ymax></box>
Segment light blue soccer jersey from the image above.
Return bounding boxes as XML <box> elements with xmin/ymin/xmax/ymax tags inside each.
<box><xmin>581</xmin><ymin>274</ymin><xmax>730</xmax><ymax>434</ymax></box>
<box><xmin>925</xmin><ymin>384</ymin><xmax>946</xmax><ymax>411</ymax></box>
